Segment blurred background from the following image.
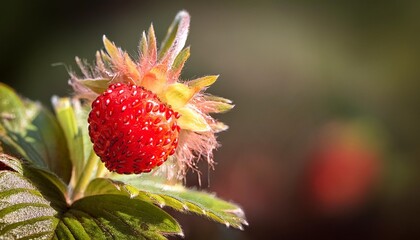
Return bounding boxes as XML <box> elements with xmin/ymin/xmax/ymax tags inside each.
<box><xmin>1</xmin><ymin>0</ymin><xmax>420</xmax><ymax>239</ymax></box>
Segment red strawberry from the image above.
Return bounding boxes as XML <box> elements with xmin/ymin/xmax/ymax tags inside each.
<box><xmin>88</xmin><ymin>83</ymin><xmax>180</xmax><ymax>174</ymax></box>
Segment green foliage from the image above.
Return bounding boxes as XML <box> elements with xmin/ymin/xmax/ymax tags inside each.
<box><xmin>0</xmin><ymin>83</ymin><xmax>72</xmax><ymax>183</ymax></box>
<box><xmin>86</xmin><ymin>177</ymin><xmax>248</xmax><ymax>230</ymax></box>
<box><xmin>0</xmin><ymin>155</ymin><xmax>183</xmax><ymax>239</ymax></box>
<box><xmin>62</xmin><ymin>195</ymin><xmax>182</xmax><ymax>239</ymax></box>
<box><xmin>0</xmin><ymin>163</ymin><xmax>59</xmax><ymax>239</ymax></box>
<box><xmin>0</xmin><ymin>12</ymin><xmax>246</xmax><ymax>239</ymax></box>
<box><xmin>0</xmin><ymin>82</ymin><xmax>246</xmax><ymax>239</ymax></box>
<box><xmin>52</xmin><ymin>97</ymin><xmax>91</xmax><ymax>184</ymax></box>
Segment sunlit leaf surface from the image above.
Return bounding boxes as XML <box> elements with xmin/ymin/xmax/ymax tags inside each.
<box><xmin>86</xmin><ymin>177</ymin><xmax>248</xmax><ymax>230</ymax></box>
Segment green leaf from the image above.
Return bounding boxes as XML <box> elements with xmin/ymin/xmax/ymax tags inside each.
<box><xmin>57</xmin><ymin>194</ymin><xmax>182</xmax><ymax>239</ymax></box>
<box><xmin>27</xmin><ymin>105</ymin><xmax>73</xmax><ymax>184</ymax></box>
<box><xmin>86</xmin><ymin>178</ymin><xmax>248</xmax><ymax>230</ymax></box>
<box><xmin>0</xmin><ymin>83</ymin><xmax>72</xmax><ymax>183</ymax></box>
<box><xmin>22</xmin><ymin>165</ymin><xmax>69</xmax><ymax>212</ymax></box>
<box><xmin>0</xmin><ymin>171</ymin><xmax>59</xmax><ymax>239</ymax></box>
<box><xmin>0</xmin><ymin>83</ymin><xmax>26</xmax><ymax>132</ymax></box>
<box><xmin>0</xmin><ymin>153</ymin><xmax>24</xmax><ymax>173</ymax></box>
<box><xmin>0</xmin><ymin>84</ymin><xmax>38</xmax><ymax>165</ymax></box>
<box><xmin>52</xmin><ymin>97</ymin><xmax>91</xmax><ymax>181</ymax></box>
<box><xmin>0</xmin><ymin>154</ymin><xmax>68</xmax><ymax>213</ymax></box>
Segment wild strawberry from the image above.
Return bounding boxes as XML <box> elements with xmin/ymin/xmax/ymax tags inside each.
<box><xmin>70</xmin><ymin>11</ymin><xmax>233</xmax><ymax>180</ymax></box>
<box><xmin>88</xmin><ymin>83</ymin><xmax>180</xmax><ymax>174</ymax></box>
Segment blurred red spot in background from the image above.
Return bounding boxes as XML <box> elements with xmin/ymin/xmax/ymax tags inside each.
<box><xmin>306</xmin><ymin>122</ymin><xmax>382</xmax><ymax>214</ymax></box>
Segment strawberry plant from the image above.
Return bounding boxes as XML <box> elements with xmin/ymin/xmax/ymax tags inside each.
<box><xmin>0</xmin><ymin>11</ymin><xmax>246</xmax><ymax>239</ymax></box>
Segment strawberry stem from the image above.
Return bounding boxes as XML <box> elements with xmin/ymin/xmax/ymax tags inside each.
<box><xmin>72</xmin><ymin>150</ymin><xmax>100</xmax><ymax>201</ymax></box>
<box><xmin>96</xmin><ymin>161</ymin><xmax>108</xmax><ymax>178</ymax></box>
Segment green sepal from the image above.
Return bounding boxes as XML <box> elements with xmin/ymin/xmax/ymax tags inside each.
<box><xmin>75</xmin><ymin>78</ymin><xmax>111</xmax><ymax>94</ymax></box>
<box><xmin>171</xmin><ymin>47</ymin><xmax>190</xmax><ymax>74</ymax></box>
<box><xmin>158</xmin><ymin>10</ymin><xmax>190</xmax><ymax>63</ymax></box>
